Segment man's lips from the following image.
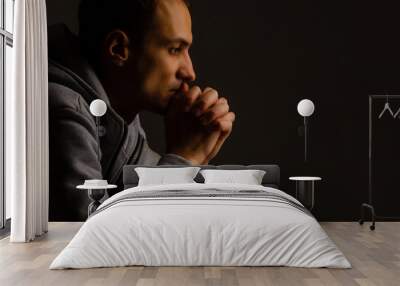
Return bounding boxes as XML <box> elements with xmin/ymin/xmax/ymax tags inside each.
<box><xmin>170</xmin><ymin>83</ymin><xmax>189</xmax><ymax>94</ymax></box>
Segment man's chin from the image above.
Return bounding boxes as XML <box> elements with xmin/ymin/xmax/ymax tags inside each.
<box><xmin>145</xmin><ymin>91</ymin><xmax>177</xmax><ymax>115</ymax></box>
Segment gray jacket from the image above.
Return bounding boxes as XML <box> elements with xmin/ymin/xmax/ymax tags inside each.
<box><xmin>48</xmin><ymin>25</ymin><xmax>190</xmax><ymax>221</ymax></box>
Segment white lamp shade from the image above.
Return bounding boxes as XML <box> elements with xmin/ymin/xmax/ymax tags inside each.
<box><xmin>297</xmin><ymin>99</ymin><xmax>315</xmax><ymax>117</ymax></box>
<box><xmin>90</xmin><ymin>99</ymin><xmax>107</xmax><ymax>117</ymax></box>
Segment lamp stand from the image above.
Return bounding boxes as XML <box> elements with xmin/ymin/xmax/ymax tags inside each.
<box><xmin>304</xmin><ymin>117</ymin><xmax>308</xmax><ymax>162</ymax></box>
<box><xmin>96</xmin><ymin>116</ymin><xmax>100</xmax><ymax>160</ymax></box>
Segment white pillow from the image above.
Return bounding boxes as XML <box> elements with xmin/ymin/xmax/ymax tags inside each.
<box><xmin>135</xmin><ymin>167</ymin><xmax>201</xmax><ymax>186</ymax></box>
<box><xmin>200</xmin><ymin>169</ymin><xmax>266</xmax><ymax>185</ymax></box>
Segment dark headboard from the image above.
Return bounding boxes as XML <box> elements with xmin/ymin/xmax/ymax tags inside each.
<box><xmin>123</xmin><ymin>164</ymin><xmax>280</xmax><ymax>189</ymax></box>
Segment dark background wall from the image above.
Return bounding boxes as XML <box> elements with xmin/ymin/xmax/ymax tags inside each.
<box><xmin>46</xmin><ymin>0</ymin><xmax>400</xmax><ymax>221</ymax></box>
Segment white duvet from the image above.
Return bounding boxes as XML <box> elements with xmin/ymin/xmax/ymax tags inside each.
<box><xmin>50</xmin><ymin>183</ymin><xmax>351</xmax><ymax>269</ymax></box>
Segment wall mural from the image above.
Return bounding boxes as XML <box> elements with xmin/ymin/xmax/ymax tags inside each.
<box><xmin>46</xmin><ymin>0</ymin><xmax>400</xmax><ymax>221</ymax></box>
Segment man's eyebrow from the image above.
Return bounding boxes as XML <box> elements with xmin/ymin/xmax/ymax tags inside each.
<box><xmin>165</xmin><ymin>37</ymin><xmax>192</xmax><ymax>47</ymax></box>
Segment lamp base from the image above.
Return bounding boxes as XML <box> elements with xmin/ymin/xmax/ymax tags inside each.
<box><xmin>359</xmin><ymin>203</ymin><xmax>375</xmax><ymax>230</ymax></box>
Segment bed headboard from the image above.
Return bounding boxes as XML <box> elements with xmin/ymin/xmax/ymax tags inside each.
<box><xmin>123</xmin><ymin>164</ymin><xmax>280</xmax><ymax>189</ymax></box>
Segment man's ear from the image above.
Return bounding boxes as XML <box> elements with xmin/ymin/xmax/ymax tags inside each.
<box><xmin>104</xmin><ymin>29</ymin><xmax>130</xmax><ymax>67</ymax></box>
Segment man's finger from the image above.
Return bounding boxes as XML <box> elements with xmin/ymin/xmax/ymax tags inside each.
<box><xmin>166</xmin><ymin>85</ymin><xmax>202</xmax><ymax>123</ymax></box>
<box><xmin>182</xmin><ymin>85</ymin><xmax>202</xmax><ymax>112</ymax></box>
<box><xmin>191</xmin><ymin>88</ymin><xmax>219</xmax><ymax>117</ymax></box>
<box><xmin>203</xmin><ymin>86</ymin><xmax>213</xmax><ymax>93</ymax></box>
<box><xmin>210</xmin><ymin>112</ymin><xmax>235</xmax><ymax>132</ymax></box>
<box><xmin>217</xmin><ymin>97</ymin><xmax>227</xmax><ymax>104</ymax></box>
<box><xmin>200</xmin><ymin>99</ymin><xmax>229</xmax><ymax>125</ymax></box>
<box><xmin>205</xmin><ymin>121</ymin><xmax>233</xmax><ymax>163</ymax></box>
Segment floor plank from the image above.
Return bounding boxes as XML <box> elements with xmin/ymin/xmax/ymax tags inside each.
<box><xmin>0</xmin><ymin>222</ymin><xmax>399</xmax><ymax>286</ymax></box>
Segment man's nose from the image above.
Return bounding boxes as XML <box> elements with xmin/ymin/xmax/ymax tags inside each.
<box><xmin>178</xmin><ymin>53</ymin><xmax>196</xmax><ymax>82</ymax></box>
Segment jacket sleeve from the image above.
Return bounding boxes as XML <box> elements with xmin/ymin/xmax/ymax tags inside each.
<box><xmin>134</xmin><ymin>117</ymin><xmax>193</xmax><ymax>166</ymax></box>
<box><xmin>49</xmin><ymin>85</ymin><xmax>102</xmax><ymax>222</ymax></box>
<box><xmin>135</xmin><ymin>138</ymin><xmax>193</xmax><ymax>165</ymax></box>
<box><xmin>158</xmin><ymin>153</ymin><xmax>193</xmax><ymax>165</ymax></box>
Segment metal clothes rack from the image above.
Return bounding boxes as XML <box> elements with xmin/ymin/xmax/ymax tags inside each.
<box><xmin>359</xmin><ymin>94</ymin><xmax>400</xmax><ymax>230</ymax></box>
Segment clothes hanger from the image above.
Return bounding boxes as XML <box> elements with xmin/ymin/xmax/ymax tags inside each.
<box><xmin>378</xmin><ymin>95</ymin><xmax>394</xmax><ymax>119</ymax></box>
<box><xmin>393</xmin><ymin>105</ymin><xmax>400</xmax><ymax>118</ymax></box>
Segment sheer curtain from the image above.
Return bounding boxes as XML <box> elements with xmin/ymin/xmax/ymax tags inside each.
<box><xmin>7</xmin><ymin>0</ymin><xmax>49</xmax><ymax>242</ymax></box>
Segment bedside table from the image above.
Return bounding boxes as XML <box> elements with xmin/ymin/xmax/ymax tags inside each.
<box><xmin>77</xmin><ymin>184</ymin><xmax>117</xmax><ymax>217</ymax></box>
<box><xmin>289</xmin><ymin>176</ymin><xmax>322</xmax><ymax>210</ymax></box>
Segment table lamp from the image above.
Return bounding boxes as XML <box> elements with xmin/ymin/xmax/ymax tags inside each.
<box><xmin>81</xmin><ymin>99</ymin><xmax>108</xmax><ymax>216</ymax></box>
<box><xmin>297</xmin><ymin>99</ymin><xmax>315</xmax><ymax>162</ymax></box>
<box><xmin>89</xmin><ymin>99</ymin><xmax>107</xmax><ymax>159</ymax></box>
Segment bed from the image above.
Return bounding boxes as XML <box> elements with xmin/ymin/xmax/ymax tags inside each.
<box><xmin>50</xmin><ymin>164</ymin><xmax>351</xmax><ymax>269</ymax></box>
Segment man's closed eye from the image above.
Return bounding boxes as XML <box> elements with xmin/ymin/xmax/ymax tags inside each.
<box><xmin>169</xmin><ymin>47</ymin><xmax>183</xmax><ymax>55</ymax></box>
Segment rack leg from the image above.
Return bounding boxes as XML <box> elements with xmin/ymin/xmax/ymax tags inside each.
<box><xmin>359</xmin><ymin>203</ymin><xmax>376</xmax><ymax>231</ymax></box>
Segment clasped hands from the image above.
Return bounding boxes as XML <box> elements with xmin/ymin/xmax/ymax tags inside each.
<box><xmin>165</xmin><ymin>83</ymin><xmax>235</xmax><ymax>165</ymax></box>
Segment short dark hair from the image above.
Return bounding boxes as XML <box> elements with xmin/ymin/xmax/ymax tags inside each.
<box><xmin>78</xmin><ymin>0</ymin><xmax>190</xmax><ymax>65</ymax></box>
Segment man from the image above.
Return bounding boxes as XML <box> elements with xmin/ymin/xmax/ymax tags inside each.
<box><xmin>48</xmin><ymin>0</ymin><xmax>235</xmax><ymax>221</ymax></box>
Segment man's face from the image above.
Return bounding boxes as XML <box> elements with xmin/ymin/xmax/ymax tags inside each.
<box><xmin>134</xmin><ymin>0</ymin><xmax>195</xmax><ymax>114</ymax></box>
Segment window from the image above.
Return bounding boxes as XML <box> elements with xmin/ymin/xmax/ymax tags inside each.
<box><xmin>0</xmin><ymin>0</ymin><xmax>14</xmax><ymax>230</ymax></box>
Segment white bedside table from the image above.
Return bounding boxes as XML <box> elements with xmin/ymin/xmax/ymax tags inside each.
<box><xmin>289</xmin><ymin>176</ymin><xmax>322</xmax><ymax>210</ymax></box>
<box><xmin>77</xmin><ymin>184</ymin><xmax>117</xmax><ymax>217</ymax></box>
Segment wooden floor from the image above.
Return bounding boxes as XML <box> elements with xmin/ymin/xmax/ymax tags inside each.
<box><xmin>0</xmin><ymin>222</ymin><xmax>399</xmax><ymax>286</ymax></box>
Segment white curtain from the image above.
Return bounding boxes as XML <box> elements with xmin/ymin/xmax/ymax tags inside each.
<box><xmin>7</xmin><ymin>0</ymin><xmax>49</xmax><ymax>242</ymax></box>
